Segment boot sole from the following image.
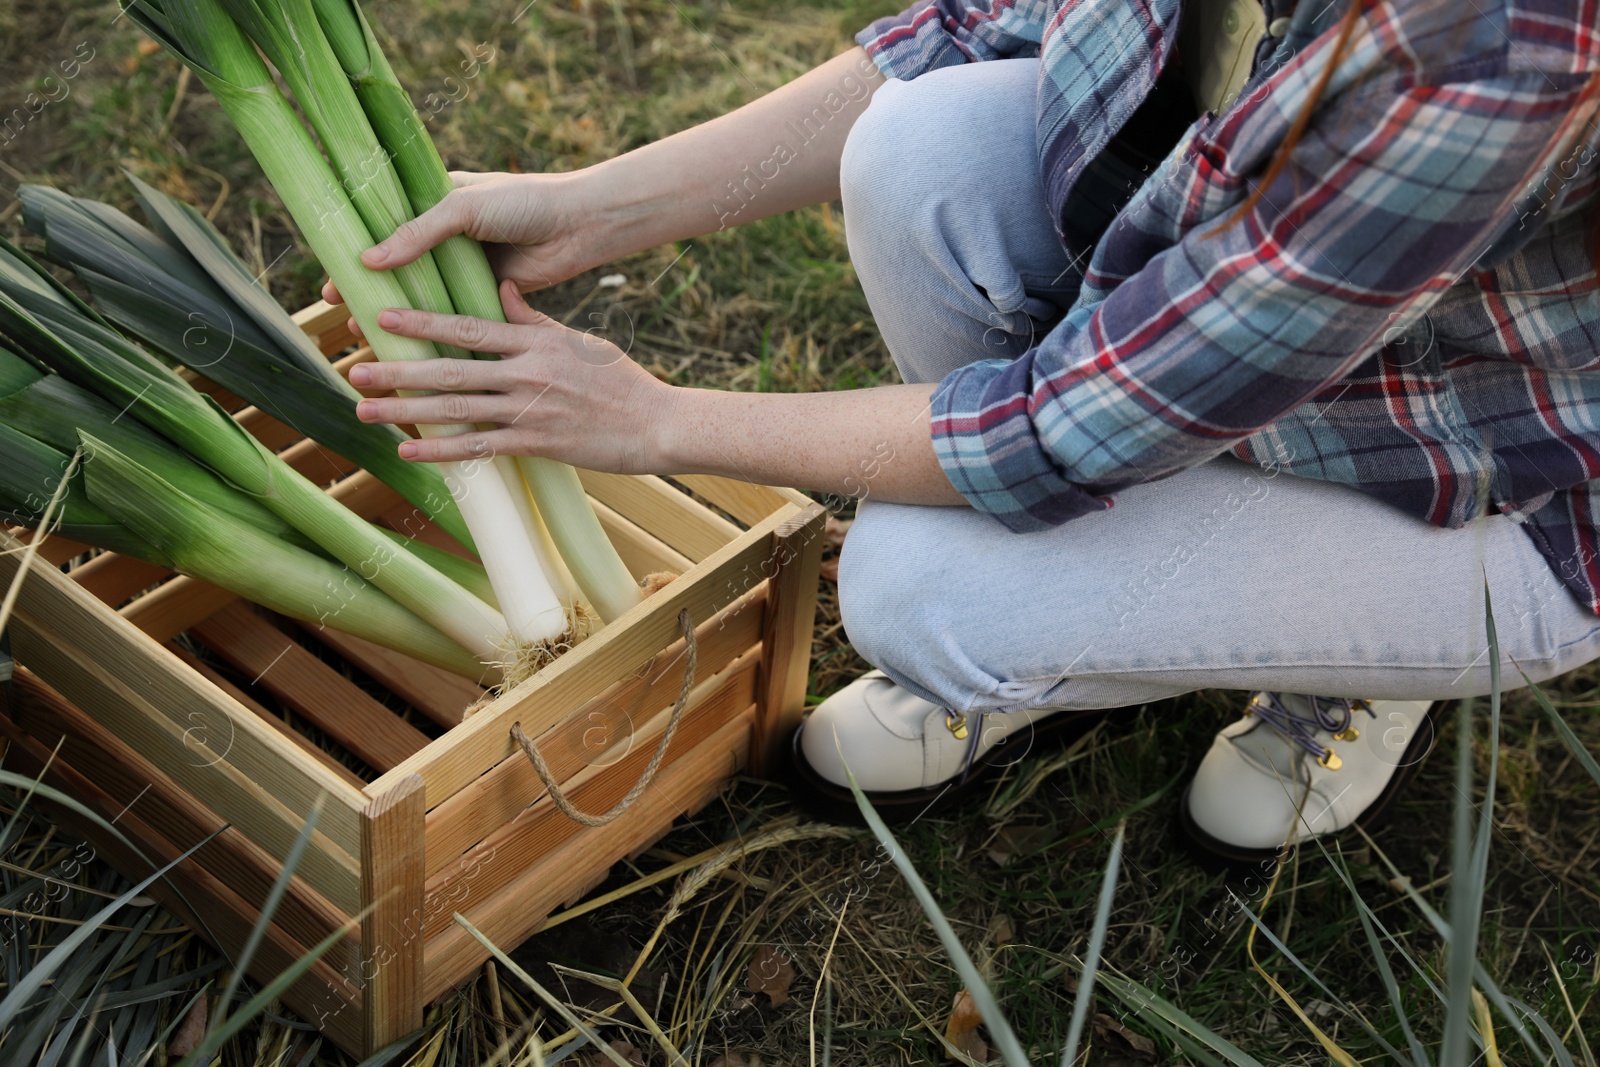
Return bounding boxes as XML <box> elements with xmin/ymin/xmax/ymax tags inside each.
<box><xmin>1175</xmin><ymin>700</ymin><xmax>1445</xmax><ymax>870</ymax></box>
<box><xmin>786</xmin><ymin>704</ymin><xmax>1136</xmax><ymax>826</ymax></box>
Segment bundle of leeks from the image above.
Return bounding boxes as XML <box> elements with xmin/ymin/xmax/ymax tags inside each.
<box><xmin>119</xmin><ymin>0</ymin><xmax>647</xmax><ymax>678</ymax></box>
<box><xmin>0</xmin><ymin>237</ymin><xmax>501</xmax><ymax>681</ymax></box>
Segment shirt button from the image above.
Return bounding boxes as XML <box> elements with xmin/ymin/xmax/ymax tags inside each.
<box><xmin>1268</xmin><ymin>15</ymin><xmax>1292</xmax><ymax>36</ymax></box>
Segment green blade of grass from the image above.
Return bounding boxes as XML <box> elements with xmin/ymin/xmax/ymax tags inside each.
<box><xmin>1094</xmin><ymin>968</ymin><xmax>1263</xmax><ymax>1067</ymax></box>
<box><xmin>1518</xmin><ymin>668</ymin><xmax>1600</xmax><ymax>789</ymax></box>
<box><xmin>1059</xmin><ymin>821</ymin><xmax>1124</xmax><ymax>1067</ymax></box>
<box><xmin>839</xmin><ymin>759</ymin><xmax>1033</xmax><ymax>1067</ymax></box>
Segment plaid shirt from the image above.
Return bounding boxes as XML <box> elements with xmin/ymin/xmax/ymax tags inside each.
<box><xmin>856</xmin><ymin>0</ymin><xmax>1600</xmax><ymax>613</ymax></box>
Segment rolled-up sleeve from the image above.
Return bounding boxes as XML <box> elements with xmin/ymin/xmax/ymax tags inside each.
<box><xmin>855</xmin><ymin>0</ymin><xmax>1048</xmax><ymax>81</ymax></box>
<box><xmin>928</xmin><ymin>72</ymin><xmax>1595</xmax><ymax>531</ymax></box>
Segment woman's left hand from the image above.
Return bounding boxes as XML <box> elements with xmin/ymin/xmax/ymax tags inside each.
<box><xmin>351</xmin><ymin>280</ymin><xmax>675</xmax><ymax>474</ymax></box>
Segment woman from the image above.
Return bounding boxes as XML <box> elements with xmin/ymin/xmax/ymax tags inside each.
<box><xmin>335</xmin><ymin>0</ymin><xmax>1600</xmax><ymax>862</ymax></box>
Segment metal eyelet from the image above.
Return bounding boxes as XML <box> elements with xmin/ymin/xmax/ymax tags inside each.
<box><xmin>944</xmin><ymin>710</ymin><xmax>969</xmax><ymax>740</ymax></box>
<box><xmin>1317</xmin><ymin>748</ymin><xmax>1343</xmax><ymax>770</ymax></box>
<box><xmin>1333</xmin><ymin>726</ymin><xmax>1360</xmax><ymax>742</ymax></box>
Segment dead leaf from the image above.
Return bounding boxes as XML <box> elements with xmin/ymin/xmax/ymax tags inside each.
<box><xmin>168</xmin><ymin>993</ymin><xmax>208</xmax><ymax>1056</ymax></box>
<box><xmin>985</xmin><ymin>823</ymin><xmax>1052</xmax><ymax>867</ymax></box>
<box><xmin>988</xmin><ymin>914</ymin><xmax>1015</xmax><ymax>948</ymax></box>
<box><xmin>707</xmin><ymin>1055</ymin><xmax>760</xmax><ymax>1067</ymax></box>
<box><xmin>1090</xmin><ymin>1013</ymin><xmax>1158</xmax><ymax>1064</ymax></box>
<box><xmin>745</xmin><ymin>945</ymin><xmax>795</xmax><ymax>1006</ymax></box>
<box><xmin>137</xmin><ymin>39</ymin><xmax>163</xmax><ymax>56</ymax></box>
<box><xmin>944</xmin><ymin>989</ymin><xmax>988</xmax><ymax>1063</ymax></box>
<box><xmin>609</xmin><ymin>1040</ymin><xmax>646</xmax><ymax>1065</ymax></box>
<box><xmin>823</xmin><ymin>516</ymin><xmax>852</xmax><ymax>548</ymax></box>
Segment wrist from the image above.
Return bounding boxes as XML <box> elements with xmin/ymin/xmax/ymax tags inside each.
<box><xmin>584</xmin><ymin>153</ymin><xmax>704</xmax><ymax>258</ymax></box>
<box><xmin>646</xmin><ymin>383</ymin><xmax>712</xmax><ymax>475</ymax></box>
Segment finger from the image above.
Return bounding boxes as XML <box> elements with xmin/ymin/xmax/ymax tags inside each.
<box><xmin>322</xmin><ymin>278</ymin><xmax>345</xmax><ymax>306</ymax></box>
<box><xmin>348</xmin><ymin>355</ymin><xmax>514</xmax><ymax>393</ymax></box>
<box><xmin>396</xmin><ymin>428</ymin><xmax>525</xmax><ymax>464</ymax></box>
<box><xmin>376</xmin><ymin>308</ymin><xmax>528</xmax><ymax>355</ymax></box>
<box><xmin>357</xmin><ymin>392</ymin><xmax>519</xmax><ymax>427</ymax></box>
<box><xmin>362</xmin><ymin>192</ymin><xmax>471</xmax><ymax>270</ymax></box>
<box><xmin>346</xmin><ymin>316</ymin><xmax>366</xmax><ymax>342</ymax></box>
<box><xmin>500</xmin><ymin>279</ymin><xmax>557</xmax><ymax>328</ymax></box>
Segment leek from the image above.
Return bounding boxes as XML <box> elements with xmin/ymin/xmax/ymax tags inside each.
<box><xmin>312</xmin><ymin>0</ymin><xmax>645</xmax><ymax>623</ymax></box>
<box><xmin>78</xmin><ymin>432</ymin><xmax>488</xmax><ymax>679</ymax></box>
<box><xmin>122</xmin><ymin>0</ymin><xmax>572</xmax><ymax>658</ymax></box>
<box><xmin>18</xmin><ymin>179</ymin><xmax>476</xmax><ymax>552</ymax></box>
<box><xmin>0</xmin><ymin>424</ymin><xmax>164</xmax><ymax>562</ymax></box>
<box><xmin>0</xmin><ymin>237</ymin><xmax>509</xmax><ymax>662</ymax></box>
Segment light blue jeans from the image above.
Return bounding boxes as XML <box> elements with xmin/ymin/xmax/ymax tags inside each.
<box><xmin>835</xmin><ymin>58</ymin><xmax>1600</xmax><ymax>717</ymax></box>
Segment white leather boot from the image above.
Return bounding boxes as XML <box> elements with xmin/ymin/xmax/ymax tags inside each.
<box><xmin>790</xmin><ymin>669</ymin><xmax>1110</xmax><ymax>822</ymax></box>
<box><xmin>1180</xmin><ymin>692</ymin><xmax>1439</xmax><ymax>863</ymax></box>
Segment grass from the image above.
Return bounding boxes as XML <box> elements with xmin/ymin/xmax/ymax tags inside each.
<box><xmin>1</xmin><ymin>0</ymin><xmax>1599</xmax><ymax>1063</ymax></box>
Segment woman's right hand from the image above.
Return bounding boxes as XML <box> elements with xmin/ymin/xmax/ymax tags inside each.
<box><xmin>321</xmin><ymin>170</ymin><xmax>605</xmax><ymax>306</ymax></box>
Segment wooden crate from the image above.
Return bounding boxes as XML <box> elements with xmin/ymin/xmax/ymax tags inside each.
<box><xmin>0</xmin><ymin>301</ymin><xmax>826</xmax><ymax>1056</ymax></box>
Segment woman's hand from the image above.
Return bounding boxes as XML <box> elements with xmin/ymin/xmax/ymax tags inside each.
<box><xmin>322</xmin><ymin>170</ymin><xmax>610</xmax><ymax>306</ymax></box>
<box><xmin>351</xmin><ymin>281</ymin><xmax>677</xmax><ymax>474</ymax></box>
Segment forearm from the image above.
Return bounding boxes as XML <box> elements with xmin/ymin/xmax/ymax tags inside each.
<box><xmin>655</xmin><ymin>383</ymin><xmax>967</xmax><ymax>507</ymax></box>
<box><xmin>585</xmin><ymin>47</ymin><xmax>886</xmax><ymax>259</ymax></box>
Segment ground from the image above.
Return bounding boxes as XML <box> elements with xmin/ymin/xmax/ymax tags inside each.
<box><xmin>1</xmin><ymin>0</ymin><xmax>1598</xmax><ymax>1063</ymax></box>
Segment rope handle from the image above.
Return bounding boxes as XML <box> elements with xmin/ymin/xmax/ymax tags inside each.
<box><xmin>510</xmin><ymin>608</ymin><xmax>697</xmax><ymax>828</ymax></box>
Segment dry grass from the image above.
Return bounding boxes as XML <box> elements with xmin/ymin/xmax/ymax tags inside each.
<box><xmin>1</xmin><ymin>0</ymin><xmax>1598</xmax><ymax>1063</ymax></box>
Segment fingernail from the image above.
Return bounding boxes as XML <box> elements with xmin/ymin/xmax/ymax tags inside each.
<box><xmin>366</xmin><ymin>243</ymin><xmax>390</xmax><ymax>264</ymax></box>
<box><xmin>378</xmin><ymin>310</ymin><xmax>401</xmax><ymax>329</ymax></box>
<box><xmin>349</xmin><ymin>364</ymin><xmax>372</xmax><ymax>386</ymax></box>
<box><xmin>398</xmin><ymin>441</ymin><xmax>418</xmax><ymax>459</ymax></box>
<box><xmin>356</xmin><ymin>399</ymin><xmax>374</xmax><ymax>419</ymax></box>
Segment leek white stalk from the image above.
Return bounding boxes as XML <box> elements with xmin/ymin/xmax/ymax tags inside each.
<box><xmin>123</xmin><ymin>0</ymin><xmax>571</xmax><ymax>654</ymax></box>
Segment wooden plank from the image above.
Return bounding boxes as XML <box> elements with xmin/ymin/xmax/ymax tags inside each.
<box><xmin>191</xmin><ymin>604</ymin><xmax>430</xmax><ymax>773</ymax></box>
<box><xmin>421</xmin><ymin>589</ymin><xmax>762</xmax><ymax>865</ymax></box>
<box><xmin>67</xmin><ymin>552</ymin><xmax>171</xmax><ymax>607</ymax></box>
<box><xmin>361</xmin><ymin>775</ymin><xmax>426</xmax><ymax>1052</ymax></box>
<box><xmin>753</xmin><ymin>502</ymin><xmax>827</xmax><ymax>776</ymax></box>
<box><xmin>421</xmin><ymin>710</ymin><xmax>751</xmax><ymax>1000</ymax></box>
<box><xmin>0</xmin><ymin>531</ymin><xmax>367</xmax><ymax>866</ymax></box>
<box><xmin>9</xmin><ymin>531</ymin><xmax>96</xmax><ymax>567</ymax></box>
<box><xmin>671</xmin><ymin>475</ymin><xmax>809</xmax><ymax>527</ymax></box>
<box><xmin>4</xmin><ymin>668</ymin><xmax>361</xmax><ymax>977</ymax></box>
<box><xmin>422</xmin><ymin>651</ymin><xmax>754</xmax><ymax>913</ymax></box>
<box><xmin>576</xmin><ymin>471</ymin><xmax>742</xmax><ymax>563</ymax></box>
<box><xmin>120</xmin><ymin>575</ymin><xmax>238</xmax><ymax>645</ymax></box>
<box><xmin>293</xmin><ymin>299</ymin><xmax>359</xmax><ymax>356</ymax></box>
<box><xmin>366</xmin><ymin>504</ymin><xmax>799</xmax><ymax>809</ymax></box>
<box><xmin>0</xmin><ymin>706</ymin><xmax>365</xmax><ymax>1054</ymax></box>
<box><xmin>590</xmin><ymin>498</ymin><xmax>693</xmax><ymax>580</ymax></box>
<box><xmin>304</xmin><ymin>624</ymin><xmax>483</xmax><ymax>730</ymax></box>
<box><xmin>168</xmin><ymin>644</ymin><xmax>369</xmax><ymax>790</ymax></box>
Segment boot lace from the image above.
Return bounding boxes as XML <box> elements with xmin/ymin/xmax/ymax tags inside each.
<box><xmin>1248</xmin><ymin>693</ymin><xmax>1375</xmax><ymax>769</ymax></box>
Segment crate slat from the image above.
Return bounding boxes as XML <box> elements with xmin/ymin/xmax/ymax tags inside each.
<box><xmin>422</xmin><ymin>648</ymin><xmax>757</xmax><ymax>919</ymax></box>
<box><xmin>192</xmin><ymin>604</ymin><xmax>431</xmax><ymax>773</ymax></box>
<box><xmin>361</xmin><ymin>774</ymin><xmax>426</xmax><ymax>1050</ymax></box>
<box><xmin>590</xmin><ymin>497</ymin><xmax>694</xmax><ymax>579</ymax></box>
<box><xmin>754</xmin><ymin>502</ymin><xmax>826</xmax><ymax>774</ymax></box>
<box><xmin>2</xmin><ymin>668</ymin><xmax>361</xmax><ymax>977</ymax></box>
<box><xmin>67</xmin><ymin>551</ymin><xmax>171</xmax><ymax>607</ymax></box>
<box><xmin>302</xmin><ymin>624</ymin><xmax>484</xmax><ymax>730</ymax></box>
<box><xmin>577</xmin><ymin>471</ymin><xmax>744</xmax><ymax>561</ymax></box>
<box><xmin>368</xmin><ymin>505</ymin><xmax>797</xmax><ymax>809</ymax></box>
<box><xmin>422</xmin><ymin>708</ymin><xmax>751</xmax><ymax>999</ymax></box>
<box><xmin>169</xmin><ymin>644</ymin><xmax>370</xmax><ymax>790</ymax></box>
<box><xmin>671</xmin><ymin>475</ymin><xmax>811</xmax><ymax>526</ymax></box>
<box><xmin>424</xmin><ymin>617</ymin><xmax>765</xmax><ymax>877</ymax></box>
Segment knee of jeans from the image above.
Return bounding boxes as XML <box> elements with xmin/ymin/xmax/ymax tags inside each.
<box><xmin>839</xmin><ymin>78</ymin><xmax>938</xmax><ymax>244</ymax></box>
